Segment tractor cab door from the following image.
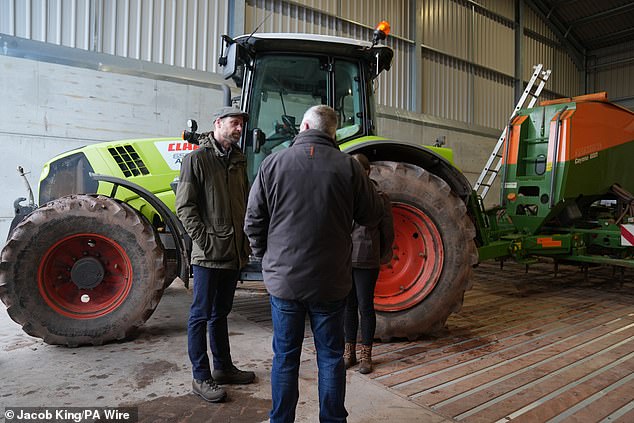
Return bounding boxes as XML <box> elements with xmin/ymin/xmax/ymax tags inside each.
<box><xmin>242</xmin><ymin>54</ymin><xmax>365</xmax><ymax>182</ymax></box>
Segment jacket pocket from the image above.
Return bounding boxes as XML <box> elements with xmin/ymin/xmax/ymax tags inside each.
<box><xmin>204</xmin><ymin>222</ymin><xmax>236</xmax><ymax>262</ymax></box>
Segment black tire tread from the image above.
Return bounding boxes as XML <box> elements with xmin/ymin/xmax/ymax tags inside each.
<box><xmin>0</xmin><ymin>194</ymin><xmax>165</xmax><ymax>346</ymax></box>
<box><xmin>371</xmin><ymin>161</ymin><xmax>478</xmax><ymax>341</ymax></box>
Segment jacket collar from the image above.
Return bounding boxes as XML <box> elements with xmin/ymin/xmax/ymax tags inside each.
<box><xmin>292</xmin><ymin>129</ymin><xmax>338</xmax><ymax>149</ymax></box>
<box><xmin>200</xmin><ymin>132</ymin><xmax>234</xmax><ymax>158</ymax></box>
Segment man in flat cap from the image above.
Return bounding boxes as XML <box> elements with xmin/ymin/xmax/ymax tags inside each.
<box><xmin>176</xmin><ymin>106</ymin><xmax>255</xmax><ymax>403</ymax></box>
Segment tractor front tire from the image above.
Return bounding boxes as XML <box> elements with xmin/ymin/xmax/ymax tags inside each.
<box><xmin>0</xmin><ymin>194</ymin><xmax>165</xmax><ymax>346</ymax></box>
<box><xmin>371</xmin><ymin>162</ymin><xmax>478</xmax><ymax>341</ymax></box>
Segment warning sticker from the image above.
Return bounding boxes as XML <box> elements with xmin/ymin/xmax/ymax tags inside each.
<box><xmin>620</xmin><ymin>224</ymin><xmax>634</xmax><ymax>246</ymax></box>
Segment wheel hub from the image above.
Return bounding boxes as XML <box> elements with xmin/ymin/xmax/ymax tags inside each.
<box><xmin>38</xmin><ymin>233</ymin><xmax>133</xmax><ymax>319</ymax></box>
<box><xmin>70</xmin><ymin>257</ymin><xmax>105</xmax><ymax>289</ymax></box>
<box><xmin>374</xmin><ymin>202</ymin><xmax>444</xmax><ymax>312</ymax></box>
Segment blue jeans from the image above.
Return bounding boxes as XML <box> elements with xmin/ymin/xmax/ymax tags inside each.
<box><xmin>188</xmin><ymin>265</ymin><xmax>239</xmax><ymax>381</ymax></box>
<box><xmin>269</xmin><ymin>295</ymin><xmax>348</xmax><ymax>423</ymax></box>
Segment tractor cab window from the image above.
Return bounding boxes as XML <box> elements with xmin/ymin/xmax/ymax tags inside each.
<box><xmin>244</xmin><ymin>54</ymin><xmax>363</xmax><ymax>182</ymax></box>
<box><xmin>334</xmin><ymin>60</ymin><xmax>363</xmax><ymax>142</ymax></box>
<box><xmin>245</xmin><ymin>55</ymin><xmax>328</xmax><ymax>180</ymax></box>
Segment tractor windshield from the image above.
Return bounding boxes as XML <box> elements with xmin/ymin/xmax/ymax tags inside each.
<box><xmin>244</xmin><ymin>54</ymin><xmax>364</xmax><ymax>180</ymax></box>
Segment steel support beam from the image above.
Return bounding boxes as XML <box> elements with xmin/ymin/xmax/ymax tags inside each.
<box><xmin>568</xmin><ymin>2</ymin><xmax>634</xmax><ymax>27</ymax></box>
<box><xmin>525</xmin><ymin>0</ymin><xmax>585</xmax><ymax>70</ymax></box>
<box><xmin>412</xmin><ymin>0</ymin><xmax>424</xmax><ymax>114</ymax></box>
<box><xmin>515</xmin><ymin>0</ymin><xmax>525</xmax><ymax>104</ymax></box>
<box><xmin>229</xmin><ymin>0</ymin><xmax>246</xmax><ymax>37</ymax></box>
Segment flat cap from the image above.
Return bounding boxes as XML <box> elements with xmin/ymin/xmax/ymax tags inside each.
<box><xmin>213</xmin><ymin>106</ymin><xmax>249</xmax><ymax>122</ymax></box>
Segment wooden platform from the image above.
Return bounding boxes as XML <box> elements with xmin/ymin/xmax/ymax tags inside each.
<box><xmin>232</xmin><ymin>260</ymin><xmax>634</xmax><ymax>422</ymax></box>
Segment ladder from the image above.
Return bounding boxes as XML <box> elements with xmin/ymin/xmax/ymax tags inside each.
<box><xmin>474</xmin><ymin>64</ymin><xmax>552</xmax><ymax>200</ymax></box>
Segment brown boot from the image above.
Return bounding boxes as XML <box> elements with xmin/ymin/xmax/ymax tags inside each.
<box><xmin>344</xmin><ymin>342</ymin><xmax>357</xmax><ymax>369</ymax></box>
<box><xmin>358</xmin><ymin>344</ymin><xmax>373</xmax><ymax>374</ymax></box>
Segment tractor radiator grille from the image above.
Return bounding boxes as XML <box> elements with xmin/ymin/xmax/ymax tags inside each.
<box><xmin>108</xmin><ymin>145</ymin><xmax>150</xmax><ymax>177</ymax></box>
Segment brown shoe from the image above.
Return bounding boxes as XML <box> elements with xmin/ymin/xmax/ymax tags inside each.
<box><xmin>359</xmin><ymin>344</ymin><xmax>373</xmax><ymax>374</ymax></box>
<box><xmin>344</xmin><ymin>342</ymin><xmax>357</xmax><ymax>369</ymax></box>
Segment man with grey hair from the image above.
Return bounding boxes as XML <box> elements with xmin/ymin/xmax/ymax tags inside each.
<box><xmin>244</xmin><ymin>104</ymin><xmax>384</xmax><ymax>422</ymax></box>
<box><xmin>300</xmin><ymin>103</ymin><xmax>338</xmax><ymax>139</ymax></box>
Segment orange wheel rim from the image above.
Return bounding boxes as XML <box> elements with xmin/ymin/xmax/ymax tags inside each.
<box><xmin>374</xmin><ymin>203</ymin><xmax>443</xmax><ymax>312</ymax></box>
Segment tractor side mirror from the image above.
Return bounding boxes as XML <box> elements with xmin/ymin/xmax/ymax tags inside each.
<box><xmin>219</xmin><ymin>35</ymin><xmax>247</xmax><ymax>87</ymax></box>
<box><xmin>220</xmin><ymin>41</ymin><xmax>238</xmax><ymax>80</ymax></box>
<box><xmin>253</xmin><ymin>128</ymin><xmax>265</xmax><ymax>154</ymax></box>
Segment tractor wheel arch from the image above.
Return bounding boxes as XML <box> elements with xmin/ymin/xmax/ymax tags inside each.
<box><xmin>90</xmin><ymin>174</ymin><xmax>191</xmax><ymax>287</ymax></box>
<box><xmin>345</xmin><ymin>140</ymin><xmax>473</xmax><ymax>202</ymax></box>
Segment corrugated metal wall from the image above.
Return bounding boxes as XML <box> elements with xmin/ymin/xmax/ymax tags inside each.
<box><xmin>421</xmin><ymin>0</ymin><xmax>515</xmax><ymax>128</ymax></box>
<box><xmin>0</xmin><ymin>0</ymin><xmax>230</xmax><ymax>73</ymax></box>
<box><xmin>477</xmin><ymin>0</ymin><xmax>514</xmax><ymax>20</ymax></box>
<box><xmin>524</xmin><ymin>6</ymin><xmax>581</xmax><ymax>98</ymax></box>
<box><xmin>595</xmin><ymin>64</ymin><xmax>634</xmax><ymax>100</ymax></box>
<box><xmin>270</xmin><ymin>0</ymin><xmax>412</xmax><ymax>39</ymax></box>
<box><xmin>244</xmin><ymin>0</ymin><xmax>413</xmax><ymax>110</ymax></box>
<box><xmin>587</xmin><ymin>42</ymin><xmax>634</xmax><ymax>108</ymax></box>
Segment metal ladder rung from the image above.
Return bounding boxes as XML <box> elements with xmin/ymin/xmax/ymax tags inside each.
<box><xmin>474</xmin><ymin>64</ymin><xmax>551</xmax><ymax>199</ymax></box>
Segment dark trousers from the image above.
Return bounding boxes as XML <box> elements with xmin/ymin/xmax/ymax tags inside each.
<box><xmin>269</xmin><ymin>295</ymin><xmax>348</xmax><ymax>423</ymax></box>
<box><xmin>188</xmin><ymin>265</ymin><xmax>239</xmax><ymax>381</ymax></box>
<box><xmin>344</xmin><ymin>267</ymin><xmax>380</xmax><ymax>345</ymax></box>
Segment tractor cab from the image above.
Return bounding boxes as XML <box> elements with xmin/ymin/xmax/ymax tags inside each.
<box><xmin>218</xmin><ymin>25</ymin><xmax>393</xmax><ymax>180</ymax></box>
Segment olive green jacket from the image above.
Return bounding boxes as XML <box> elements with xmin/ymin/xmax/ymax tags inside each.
<box><xmin>175</xmin><ymin>133</ymin><xmax>250</xmax><ymax>269</ymax></box>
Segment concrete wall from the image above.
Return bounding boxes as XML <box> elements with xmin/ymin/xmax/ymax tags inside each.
<box><xmin>376</xmin><ymin>106</ymin><xmax>501</xmax><ymax>202</ymax></box>
<box><xmin>0</xmin><ymin>54</ymin><xmax>230</xmax><ymax>239</ymax></box>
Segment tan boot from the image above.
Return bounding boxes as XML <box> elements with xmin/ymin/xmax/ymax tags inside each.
<box><xmin>343</xmin><ymin>342</ymin><xmax>357</xmax><ymax>369</ymax></box>
<box><xmin>358</xmin><ymin>344</ymin><xmax>373</xmax><ymax>374</ymax></box>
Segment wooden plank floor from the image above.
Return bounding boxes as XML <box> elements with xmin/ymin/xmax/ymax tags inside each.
<box><xmin>232</xmin><ymin>260</ymin><xmax>634</xmax><ymax>422</ymax></box>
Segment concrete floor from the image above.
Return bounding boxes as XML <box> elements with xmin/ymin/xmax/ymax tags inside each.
<box><xmin>0</xmin><ymin>278</ymin><xmax>450</xmax><ymax>423</ymax></box>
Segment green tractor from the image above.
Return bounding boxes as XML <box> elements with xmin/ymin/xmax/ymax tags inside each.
<box><xmin>0</xmin><ymin>25</ymin><xmax>477</xmax><ymax>346</ymax></box>
<box><xmin>3</xmin><ymin>24</ymin><xmax>633</xmax><ymax>347</ymax></box>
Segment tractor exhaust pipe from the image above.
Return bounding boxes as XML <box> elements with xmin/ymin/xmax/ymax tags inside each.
<box><xmin>222</xmin><ymin>84</ymin><xmax>231</xmax><ymax>107</ymax></box>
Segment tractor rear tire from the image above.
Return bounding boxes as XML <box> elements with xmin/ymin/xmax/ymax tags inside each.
<box><xmin>371</xmin><ymin>162</ymin><xmax>478</xmax><ymax>341</ymax></box>
<box><xmin>0</xmin><ymin>194</ymin><xmax>165</xmax><ymax>346</ymax></box>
